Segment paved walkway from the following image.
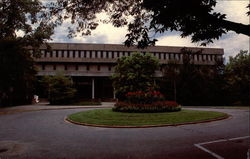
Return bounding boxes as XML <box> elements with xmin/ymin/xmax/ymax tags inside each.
<box><xmin>0</xmin><ymin>102</ymin><xmax>115</xmax><ymax>115</ymax></box>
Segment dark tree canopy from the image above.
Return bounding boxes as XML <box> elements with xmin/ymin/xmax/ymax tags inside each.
<box><xmin>0</xmin><ymin>0</ymin><xmax>54</xmax><ymax>49</ymax></box>
<box><xmin>0</xmin><ymin>0</ymin><xmax>54</xmax><ymax>106</ymax></box>
<box><xmin>50</xmin><ymin>0</ymin><xmax>250</xmax><ymax>48</ymax></box>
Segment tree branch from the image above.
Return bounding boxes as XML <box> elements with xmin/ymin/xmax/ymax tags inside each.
<box><xmin>220</xmin><ymin>19</ymin><xmax>250</xmax><ymax>36</ymax></box>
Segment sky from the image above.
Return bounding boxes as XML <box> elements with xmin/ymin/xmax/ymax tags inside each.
<box><xmin>49</xmin><ymin>1</ymin><xmax>249</xmax><ymax>61</ymax></box>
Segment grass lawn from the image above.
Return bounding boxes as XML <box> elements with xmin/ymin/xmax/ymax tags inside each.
<box><xmin>67</xmin><ymin>109</ymin><xmax>227</xmax><ymax>126</ymax></box>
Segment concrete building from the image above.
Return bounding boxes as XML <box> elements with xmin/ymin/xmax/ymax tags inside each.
<box><xmin>33</xmin><ymin>43</ymin><xmax>224</xmax><ymax>100</ymax></box>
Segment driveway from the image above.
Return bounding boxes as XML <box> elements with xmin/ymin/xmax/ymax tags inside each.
<box><xmin>0</xmin><ymin>107</ymin><xmax>249</xmax><ymax>159</ymax></box>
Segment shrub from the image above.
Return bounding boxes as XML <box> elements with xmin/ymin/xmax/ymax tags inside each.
<box><xmin>41</xmin><ymin>73</ymin><xmax>77</xmax><ymax>105</ymax></box>
<box><xmin>112</xmin><ymin>52</ymin><xmax>159</xmax><ymax>100</ymax></box>
<box><xmin>113</xmin><ymin>101</ymin><xmax>181</xmax><ymax>113</ymax></box>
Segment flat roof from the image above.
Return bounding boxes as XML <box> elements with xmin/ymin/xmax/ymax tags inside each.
<box><xmin>40</xmin><ymin>43</ymin><xmax>224</xmax><ymax>54</ymax></box>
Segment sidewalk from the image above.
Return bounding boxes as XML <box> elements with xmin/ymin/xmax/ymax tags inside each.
<box><xmin>0</xmin><ymin>102</ymin><xmax>115</xmax><ymax>115</ymax></box>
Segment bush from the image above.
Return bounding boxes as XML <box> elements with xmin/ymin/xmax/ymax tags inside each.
<box><xmin>41</xmin><ymin>74</ymin><xmax>77</xmax><ymax>105</ymax></box>
<box><xmin>112</xmin><ymin>52</ymin><xmax>159</xmax><ymax>100</ymax></box>
<box><xmin>113</xmin><ymin>101</ymin><xmax>181</xmax><ymax>113</ymax></box>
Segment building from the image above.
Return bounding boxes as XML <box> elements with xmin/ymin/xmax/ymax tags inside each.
<box><xmin>33</xmin><ymin>43</ymin><xmax>224</xmax><ymax>100</ymax></box>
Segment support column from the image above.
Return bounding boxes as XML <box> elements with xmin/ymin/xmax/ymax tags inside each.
<box><xmin>92</xmin><ymin>78</ymin><xmax>95</xmax><ymax>99</ymax></box>
<box><xmin>113</xmin><ymin>88</ymin><xmax>116</xmax><ymax>99</ymax></box>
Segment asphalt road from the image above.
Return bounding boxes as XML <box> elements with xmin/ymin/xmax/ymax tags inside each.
<box><xmin>0</xmin><ymin>107</ymin><xmax>249</xmax><ymax>159</ymax></box>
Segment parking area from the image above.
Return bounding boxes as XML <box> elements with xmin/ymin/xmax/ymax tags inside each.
<box><xmin>195</xmin><ymin>136</ymin><xmax>250</xmax><ymax>159</ymax></box>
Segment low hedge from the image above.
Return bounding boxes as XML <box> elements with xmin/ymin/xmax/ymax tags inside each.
<box><xmin>113</xmin><ymin>101</ymin><xmax>181</xmax><ymax>113</ymax></box>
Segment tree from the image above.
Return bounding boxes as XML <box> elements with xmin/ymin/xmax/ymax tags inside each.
<box><xmin>41</xmin><ymin>74</ymin><xmax>77</xmax><ymax>105</ymax></box>
<box><xmin>112</xmin><ymin>52</ymin><xmax>159</xmax><ymax>100</ymax></box>
<box><xmin>49</xmin><ymin>0</ymin><xmax>250</xmax><ymax>47</ymax></box>
<box><xmin>161</xmin><ymin>48</ymin><xmax>226</xmax><ymax>106</ymax></box>
<box><xmin>224</xmin><ymin>50</ymin><xmax>250</xmax><ymax>105</ymax></box>
<box><xmin>0</xmin><ymin>0</ymin><xmax>54</xmax><ymax>106</ymax></box>
<box><xmin>0</xmin><ymin>39</ymin><xmax>37</xmax><ymax>106</ymax></box>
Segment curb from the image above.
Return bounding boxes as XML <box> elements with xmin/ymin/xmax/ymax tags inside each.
<box><xmin>65</xmin><ymin>114</ymin><xmax>230</xmax><ymax>128</ymax></box>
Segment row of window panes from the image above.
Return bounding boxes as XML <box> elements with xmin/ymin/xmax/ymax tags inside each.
<box><xmin>41</xmin><ymin>64</ymin><xmax>112</xmax><ymax>71</ymax></box>
<box><xmin>40</xmin><ymin>50</ymin><xmax>132</xmax><ymax>58</ymax></box>
<box><xmin>38</xmin><ymin>50</ymin><xmax>220</xmax><ymax>62</ymax></box>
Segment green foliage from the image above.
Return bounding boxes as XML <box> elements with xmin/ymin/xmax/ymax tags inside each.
<box><xmin>225</xmin><ymin>50</ymin><xmax>250</xmax><ymax>105</ymax></box>
<box><xmin>50</xmin><ymin>0</ymin><xmax>249</xmax><ymax>48</ymax></box>
<box><xmin>112</xmin><ymin>52</ymin><xmax>159</xmax><ymax>100</ymax></box>
<box><xmin>161</xmin><ymin>48</ymin><xmax>226</xmax><ymax>106</ymax></box>
<box><xmin>0</xmin><ymin>0</ymin><xmax>54</xmax><ymax>106</ymax></box>
<box><xmin>41</xmin><ymin>74</ymin><xmax>77</xmax><ymax>105</ymax></box>
<box><xmin>0</xmin><ymin>39</ymin><xmax>37</xmax><ymax>106</ymax></box>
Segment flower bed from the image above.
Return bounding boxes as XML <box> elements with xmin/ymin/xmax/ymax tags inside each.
<box><xmin>113</xmin><ymin>90</ymin><xmax>181</xmax><ymax>113</ymax></box>
<box><xmin>113</xmin><ymin>101</ymin><xmax>181</xmax><ymax>113</ymax></box>
<box><xmin>125</xmin><ymin>91</ymin><xmax>165</xmax><ymax>104</ymax></box>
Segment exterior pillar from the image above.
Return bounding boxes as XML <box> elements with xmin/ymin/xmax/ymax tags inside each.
<box><xmin>113</xmin><ymin>88</ymin><xmax>116</xmax><ymax>99</ymax></box>
<box><xmin>92</xmin><ymin>78</ymin><xmax>95</xmax><ymax>99</ymax></box>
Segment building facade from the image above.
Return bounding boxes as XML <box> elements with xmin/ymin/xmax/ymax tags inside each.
<box><xmin>33</xmin><ymin>43</ymin><xmax>224</xmax><ymax>100</ymax></box>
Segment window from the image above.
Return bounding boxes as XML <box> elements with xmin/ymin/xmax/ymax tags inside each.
<box><xmin>169</xmin><ymin>53</ymin><xmax>172</xmax><ymax>59</ymax></box>
<box><xmin>83</xmin><ymin>51</ymin><xmax>86</xmax><ymax>58</ymax></box>
<box><xmin>177</xmin><ymin>54</ymin><xmax>180</xmax><ymax>60</ymax></box>
<box><xmin>208</xmin><ymin>55</ymin><xmax>211</xmax><ymax>61</ymax></box>
<box><xmin>108</xmin><ymin>66</ymin><xmax>111</xmax><ymax>71</ymax></box>
<box><xmin>73</xmin><ymin>51</ymin><xmax>75</xmax><ymax>58</ymax></box>
<box><xmin>164</xmin><ymin>53</ymin><xmax>166</xmax><ymax>59</ymax></box>
<box><xmin>90</xmin><ymin>51</ymin><xmax>92</xmax><ymax>58</ymax></box>
<box><xmin>78</xmin><ymin>51</ymin><xmax>81</xmax><ymax>58</ymax></box>
<box><xmin>67</xmin><ymin>51</ymin><xmax>70</xmax><ymax>58</ymax></box>
<box><xmin>53</xmin><ymin>65</ymin><xmax>56</xmax><ymax>70</ymax></box>
<box><xmin>42</xmin><ymin>64</ymin><xmax>45</xmax><ymax>70</ymax></box>
<box><xmin>101</xmin><ymin>51</ymin><xmax>103</xmax><ymax>58</ymax></box>
<box><xmin>86</xmin><ymin>65</ymin><xmax>89</xmax><ymax>71</ymax></box>
<box><xmin>56</xmin><ymin>51</ymin><xmax>58</xmax><ymax>57</ymax></box>
<box><xmin>95</xmin><ymin>51</ymin><xmax>98</xmax><ymax>58</ymax></box>
<box><xmin>97</xmin><ymin>65</ymin><xmax>101</xmax><ymax>71</ymax></box>
<box><xmin>173</xmin><ymin>54</ymin><xmax>176</xmax><ymax>60</ymax></box>
<box><xmin>64</xmin><ymin>65</ymin><xmax>67</xmax><ymax>70</ymax></box>
<box><xmin>61</xmin><ymin>51</ymin><xmax>64</xmax><ymax>58</ymax></box>
<box><xmin>40</xmin><ymin>50</ymin><xmax>45</xmax><ymax>57</ymax></box>
<box><xmin>50</xmin><ymin>51</ymin><xmax>53</xmax><ymax>57</ymax></box>
<box><xmin>75</xmin><ymin>65</ymin><xmax>78</xmax><ymax>70</ymax></box>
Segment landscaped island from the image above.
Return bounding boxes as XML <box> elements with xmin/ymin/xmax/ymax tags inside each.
<box><xmin>67</xmin><ymin>109</ymin><xmax>228</xmax><ymax>127</ymax></box>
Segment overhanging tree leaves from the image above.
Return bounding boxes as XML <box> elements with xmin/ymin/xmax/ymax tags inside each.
<box><xmin>0</xmin><ymin>0</ymin><xmax>54</xmax><ymax>106</ymax></box>
<box><xmin>50</xmin><ymin>0</ymin><xmax>250</xmax><ymax>47</ymax></box>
